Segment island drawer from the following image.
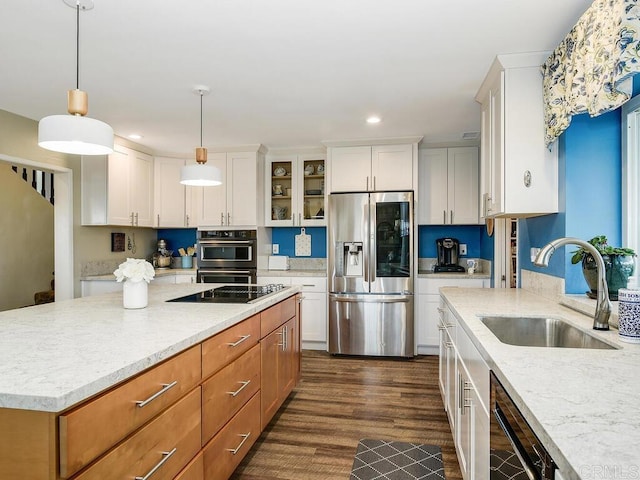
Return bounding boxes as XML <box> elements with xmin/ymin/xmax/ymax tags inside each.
<box><xmin>59</xmin><ymin>345</ymin><xmax>201</xmax><ymax>478</ymax></box>
<box><xmin>260</xmin><ymin>296</ymin><xmax>296</xmax><ymax>337</ymax></box>
<box><xmin>203</xmin><ymin>391</ymin><xmax>261</xmax><ymax>480</ymax></box>
<box><xmin>202</xmin><ymin>314</ymin><xmax>260</xmax><ymax>378</ymax></box>
<box><xmin>73</xmin><ymin>387</ymin><xmax>202</xmax><ymax>480</ymax></box>
<box><xmin>202</xmin><ymin>343</ymin><xmax>261</xmax><ymax>444</ymax></box>
<box><xmin>174</xmin><ymin>451</ymin><xmax>203</xmax><ymax>480</ymax></box>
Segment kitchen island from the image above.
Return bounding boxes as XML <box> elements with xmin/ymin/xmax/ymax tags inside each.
<box><xmin>0</xmin><ymin>283</ymin><xmax>301</xmax><ymax>479</ymax></box>
<box><xmin>441</xmin><ymin>287</ymin><xmax>640</xmax><ymax>480</ymax></box>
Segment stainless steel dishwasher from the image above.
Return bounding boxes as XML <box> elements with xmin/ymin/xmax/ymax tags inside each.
<box><xmin>490</xmin><ymin>372</ymin><xmax>557</xmax><ymax>480</ymax></box>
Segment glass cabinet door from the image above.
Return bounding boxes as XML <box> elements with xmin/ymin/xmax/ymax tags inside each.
<box><xmin>300</xmin><ymin>157</ymin><xmax>325</xmax><ymax>225</ymax></box>
<box><xmin>268</xmin><ymin>158</ymin><xmax>294</xmax><ymax>226</ymax></box>
<box><xmin>374</xmin><ymin>201</ymin><xmax>411</xmax><ymax>277</ymax></box>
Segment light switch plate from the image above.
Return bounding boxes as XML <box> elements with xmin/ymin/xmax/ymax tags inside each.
<box><xmin>460</xmin><ymin>244</ymin><xmax>467</xmax><ymax>255</ymax></box>
<box><xmin>272</xmin><ymin>244</ymin><xmax>279</xmax><ymax>254</ymax></box>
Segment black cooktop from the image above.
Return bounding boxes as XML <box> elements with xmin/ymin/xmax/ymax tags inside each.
<box><xmin>167</xmin><ymin>284</ymin><xmax>286</xmax><ymax>304</ymax></box>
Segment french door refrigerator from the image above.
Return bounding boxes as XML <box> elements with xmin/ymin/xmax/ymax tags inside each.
<box><xmin>328</xmin><ymin>191</ymin><xmax>414</xmax><ymax>357</ymax></box>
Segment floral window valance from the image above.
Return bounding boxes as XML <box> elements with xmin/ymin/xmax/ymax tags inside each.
<box><xmin>541</xmin><ymin>0</ymin><xmax>640</xmax><ymax>146</ymax></box>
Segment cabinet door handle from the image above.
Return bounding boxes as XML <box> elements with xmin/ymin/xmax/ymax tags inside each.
<box><xmin>134</xmin><ymin>447</ymin><xmax>177</xmax><ymax>480</ymax></box>
<box><xmin>226</xmin><ymin>334</ymin><xmax>251</xmax><ymax>347</ymax></box>
<box><xmin>366</xmin><ymin>176</ymin><xmax>369</xmax><ymax>191</ymax></box>
<box><xmin>227</xmin><ymin>433</ymin><xmax>251</xmax><ymax>455</ymax></box>
<box><xmin>299</xmin><ymin>213</ymin><xmax>302</xmax><ymax>225</ymax></box>
<box><xmin>227</xmin><ymin>212</ymin><xmax>231</xmax><ymax>225</ymax></box>
<box><xmin>373</xmin><ymin>176</ymin><xmax>376</xmax><ymax>190</ymax></box>
<box><xmin>221</xmin><ymin>212</ymin><xmax>225</xmax><ymax>225</ymax></box>
<box><xmin>135</xmin><ymin>212</ymin><xmax>139</xmax><ymax>226</ymax></box>
<box><xmin>130</xmin><ymin>212</ymin><xmax>134</xmax><ymax>226</ymax></box>
<box><xmin>226</xmin><ymin>380</ymin><xmax>251</xmax><ymax>397</ymax></box>
<box><xmin>135</xmin><ymin>381</ymin><xmax>178</xmax><ymax>408</ymax></box>
<box><xmin>450</xmin><ymin>210</ymin><xmax>453</xmax><ymax>224</ymax></box>
<box><xmin>186</xmin><ymin>214</ymin><xmax>190</xmax><ymax>227</ymax></box>
<box><xmin>157</xmin><ymin>214</ymin><xmax>160</xmax><ymax>227</ymax></box>
<box><xmin>443</xmin><ymin>210</ymin><xmax>446</xmax><ymax>224</ymax></box>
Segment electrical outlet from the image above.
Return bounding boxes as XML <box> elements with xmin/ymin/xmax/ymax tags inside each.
<box><xmin>272</xmin><ymin>244</ymin><xmax>279</xmax><ymax>254</ymax></box>
<box><xmin>460</xmin><ymin>244</ymin><xmax>467</xmax><ymax>255</ymax></box>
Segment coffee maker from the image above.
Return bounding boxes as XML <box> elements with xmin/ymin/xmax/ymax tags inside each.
<box><xmin>434</xmin><ymin>237</ymin><xmax>465</xmax><ymax>272</ymax></box>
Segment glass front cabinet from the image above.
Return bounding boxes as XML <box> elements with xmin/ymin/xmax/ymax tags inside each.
<box><xmin>265</xmin><ymin>153</ymin><xmax>326</xmax><ymax>227</ymax></box>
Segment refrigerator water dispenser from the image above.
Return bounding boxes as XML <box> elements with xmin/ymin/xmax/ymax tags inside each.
<box><xmin>344</xmin><ymin>242</ymin><xmax>363</xmax><ymax>276</ymax></box>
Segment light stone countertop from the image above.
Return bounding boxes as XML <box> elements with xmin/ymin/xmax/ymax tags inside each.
<box><xmin>417</xmin><ymin>270</ymin><xmax>491</xmax><ymax>280</ymax></box>
<box><xmin>81</xmin><ymin>268</ymin><xmax>197</xmax><ymax>281</ymax></box>
<box><xmin>0</xmin><ymin>283</ymin><xmax>300</xmax><ymax>413</ymax></box>
<box><xmin>440</xmin><ymin>287</ymin><xmax>640</xmax><ymax>480</ymax></box>
<box><xmin>257</xmin><ymin>269</ymin><xmax>326</xmax><ymax>278</ymax></box>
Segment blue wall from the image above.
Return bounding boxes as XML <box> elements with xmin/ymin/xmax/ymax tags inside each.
<box><xmin>271</xmin><ymin>227</ymin><xmax>327</xmax><ymax>258</ymax></box>
<box><xmin>418</xmin><ymin>225</ymin><xmax>487</xmax><ymax>258</ymax></box>
<box><xmin>156</xmin><ymin>229</ymin><xmax>197</xmax><ymax>256</ymax></box>
<box><xmin>520</xmin><ymin>76</ymin><xmax>639</xmax><ymax>293</ymax></box>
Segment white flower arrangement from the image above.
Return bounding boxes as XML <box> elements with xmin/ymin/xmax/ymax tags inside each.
<box><xmin>114</xmin><ymin>258</ymin><xmax>156</xmax><ymax>283</ymax></box>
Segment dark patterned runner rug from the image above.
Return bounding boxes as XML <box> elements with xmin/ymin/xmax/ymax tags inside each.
<box><xmin>350</xmin><ymin>439</ymin><xmax>446</xmax><ymax>480</ymax></box>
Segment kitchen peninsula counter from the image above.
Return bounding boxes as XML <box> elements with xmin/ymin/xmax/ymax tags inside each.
<box><xmin>440</xmin><ymin>287</ymin><xmax>640</xmax><ymax>480</ymax></box>
<box><xmin>0</xmin><ymin>283</ymin><xmax>300</xmax><ymax>413</ymax></box>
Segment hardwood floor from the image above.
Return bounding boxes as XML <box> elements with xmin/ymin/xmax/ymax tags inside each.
<box><xmin>231</xmin><ymin>350</ymin><xmax>463</xmax><ymax>480</ymax></box>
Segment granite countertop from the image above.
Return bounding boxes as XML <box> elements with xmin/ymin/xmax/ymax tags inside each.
<box><xmin>0</xmin><ymin>283</ymin><xmax>300</xmax><ymax>413</ymax></box>
<box><xmin>81</xmin><ymin>268</ymin><xmax>197</xmax><ymax>281</ymax></box>
<box><xmin>440</xmin><ymin>287</ymin><xmax>640</xmax><ymax>480</ymax></box>
<box><xmin>257</xmin><ymin>269</ymin><xmax>326</xmax><ymax>277</ymax></box>
<box><xmin>418</xmin><ymin>269</ymin><xmax>491</xmax><ymax>279</ymax></box>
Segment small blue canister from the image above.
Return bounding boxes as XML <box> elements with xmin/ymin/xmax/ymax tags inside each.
<box><xmin>618</xmin><ymin>288</ymin><xmax>640</xmax><ymax>343</ymax></box>
<box><xmin>181</xmin><ymin>255</ymin><xmax>193</xmax><ymax>269</ymax></box>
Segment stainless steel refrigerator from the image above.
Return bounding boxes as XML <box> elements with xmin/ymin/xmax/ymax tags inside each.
<box><xmin>328</xmin><ymin>191</ymin><xmax>414</xmax><ymax>357</ymax></box>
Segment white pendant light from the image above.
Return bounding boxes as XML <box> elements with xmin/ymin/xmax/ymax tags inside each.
<box><xmin>38</xmin><ymin>0</ymin><xmax>113</xmax><ymax>156</ymax></box>
<box><xmin>180</xmin><ymin>87</ymin><xmax>223</xmax><ymax>187</ymax></box>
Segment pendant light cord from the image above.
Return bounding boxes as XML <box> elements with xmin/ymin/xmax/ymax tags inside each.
<box><xmin>200</xmin><ymin>91</ymin><xmax>204</xmax><ymax>147</ymax></box>
<box><xmin>75</xmin><ymin>1</ymin><xmax>80</xmax><ymax>90</ymax></box>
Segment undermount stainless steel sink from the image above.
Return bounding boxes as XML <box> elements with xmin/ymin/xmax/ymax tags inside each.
<box><xmin>479</xmin><ymin>316</ymin><xmax>617</xmax><ymax>350</ymax></box>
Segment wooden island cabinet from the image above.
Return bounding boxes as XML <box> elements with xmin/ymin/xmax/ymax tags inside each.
<box><xmin>0</xmin><ymin>292</ymin><xmax>302</xmax><ymax>480</ymax></box>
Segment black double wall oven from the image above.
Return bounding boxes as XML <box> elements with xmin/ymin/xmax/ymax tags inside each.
<box><xmin>197</xmin><ymin>230</ymin><xmax>257</xmax><ymax>284</ymax></box>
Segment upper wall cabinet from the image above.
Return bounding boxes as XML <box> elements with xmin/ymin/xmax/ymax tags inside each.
<box><xmin>153</xmin><ymin>157</ymin><xmax>200</xmax><ymax>229</ymax></box>
<box><xmin>81</xmin><ymin>144</ymin><xmax>154</xmax><ymax>227</ymax></box>
<box><xmin>418</xmin><ymin>147</ymin><xmax>480</xmax><ymax>225</ymax></box>
<box><xmin>265</xmin><ymin>152</ymin><xmax>326</xmax><ymax>227</ymax></box>
<box><xmin>475</xmin><ymin>53</ymin><xmax>558</xmax><ymax>218</ymax></box>
<box><xmin>325</xmin><ymin>139</ymin><xmax>421</xmax><ymax>193</ymax></box>
<box><xmin>198</xmin><ymin>147</ymin><xmax>266</xmax><ymax>228</ymax></box>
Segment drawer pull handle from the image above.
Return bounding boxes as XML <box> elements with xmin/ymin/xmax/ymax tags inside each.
<box><xmin>227</xmin><ymin>335</ymin><xmax>251</xmax><ymax>347</ymax></box>
<box><xmin>134</xmin><ymin>447</ymin><xmax>177</xmax><ymax>480</ymax></box>
<box><xmin>227</xmin><ymin>433</ymin><xmax>251</xmax><ymax>455</ymax></box>
<box><xmin>227</xmin><ymin>380</ymin><xmax>251</xmax><ymax>397</ymax></box>
<box><xmin>135</xmin><ymin>381</ymin><xmax>178</xmax><ymax>408</ymax></box>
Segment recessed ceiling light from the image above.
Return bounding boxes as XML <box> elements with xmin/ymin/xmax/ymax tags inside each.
<box><xmin>366</xmin><ymin>116</ymin><xmax>381</xmax><ymax>124</ymax></box>
<box><xmin>128</xmin><ymin>134</ymin><xmax>142</xmax><ymax>140</ymax></box>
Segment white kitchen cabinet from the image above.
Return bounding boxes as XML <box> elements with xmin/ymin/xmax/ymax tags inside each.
<box><xmin>417</xmin><ymin>277</ymin><xmax>487</xmax><ymax>354</ymax></box>
<box><xmin>81</xmin><ymin>144</ymin><xmax>154</xmax><ymax>227</ymax></box>
<box><xmin>80</xmin><ymin>280</ymin><xmax>121</xmax><ymax>297</ymax></box>
<box><xmin>327</xmin><ymin>140</ymin><xmax>420</xmax><ymax>193</ymax></box>
<box><xmin>265</xmin><ymin>153</ymin><xmax>326</xmax><ymax>227</ymax></box>
<box><xmin>475</xmin><ymin>52</ymin><xmax>558</xmax><ymax>218</ymax></box>
<box><xmin>199</xmin><ymin>148</ymin><xmax>265</xmax><ymax>228</ymax></box>
<box><xmin>257</xmin><ymin>275</ymin><xmax>328</xmax><ymax>350</ymax></box>
<box><xmin>418</xmin><ymin>147</ymin><xmax>480</xmax><ymax>225</ymax></box>
<box><xmin>439</xmin><ymin>300</ymin><xmax>490</xmax><ymax>480</ymax></box>
<box><xmin>153</xmin><ymin>156</ymin><xmax>200</xmax><ymax>229</ymax></box>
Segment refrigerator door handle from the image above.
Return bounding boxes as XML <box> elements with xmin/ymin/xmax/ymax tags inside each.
<box><xmin>363</xmin><ymin>198</ymin><xmax>370</xmax><ymax>285</ymax></box>
<box><xmin>332</xmin><ymin>295</ymin><xmax>411</xmax><ymax>304</ymax></box>
<box><xmin>369</xmin><ymin>197</ymin><xmax>376</xmax><ymax>285</ymax></box>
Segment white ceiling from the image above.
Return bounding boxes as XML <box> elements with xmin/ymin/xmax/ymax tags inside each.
<box><xmin>0</xmin><ymin>0</ymin><xmax>591</xmax><ymax>156</ymax></box>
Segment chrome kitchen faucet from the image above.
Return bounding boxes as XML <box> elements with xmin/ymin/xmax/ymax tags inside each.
<box><xmin>534</xmin><ymin>237</ymin><xmax>612</xmax><ymax>330</ymax></box>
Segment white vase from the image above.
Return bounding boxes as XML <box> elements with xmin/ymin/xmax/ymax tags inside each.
<box><xmin>123</xmin><ymin>280</ymin><xmax>148</xmax><ymax>309</ymax></box>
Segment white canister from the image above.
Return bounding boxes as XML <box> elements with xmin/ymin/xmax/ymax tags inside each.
<box><xmin>617</xmin><ymin>288</ymin><xmax>640</xmax><ymax>343</ymax></box>
<box><xmin>123</xmin><ymin>280</ymin><xmax>149</xmax><ymax>309</ymax></box>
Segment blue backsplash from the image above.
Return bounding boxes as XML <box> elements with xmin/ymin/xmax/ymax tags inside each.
<box><xmin>418</xmin><ymin>225</ymin><xmax>488</xmax><ymax>258</ymax></box>
<box><xmin>156</xmin><ymin>229</ymin><xmax>197</xmax><ymax>256</ymax></box>
<box><xmin>272</xmin><ymin>227</ymin><xmax>327</xmax><ymax>258</ymax></box>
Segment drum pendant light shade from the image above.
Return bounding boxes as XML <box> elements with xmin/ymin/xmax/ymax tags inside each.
<box><xmin>38</xmin><ymin>114</ymin><xmax>114</xmax><ymax>155</ymax></box>
<box><xmin>38</xmin><ymin>0</ymin><xmax>114</xmax><ymax>156</ymax></box>
<box><xmin>180</xmin><ymin>86</ymin><xmax>222</xmax><ymax>187</ymax></box>
<box><xmin>180</xmin><ymin>162</ymin><xmax>223</xmax><ymax>186</ymax></box>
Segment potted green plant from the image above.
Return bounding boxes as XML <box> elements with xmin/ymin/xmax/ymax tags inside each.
<box><xmin>571</xmin><ymin>235</ymin><xmax>636</xmax><ymax>300</ymax></box>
